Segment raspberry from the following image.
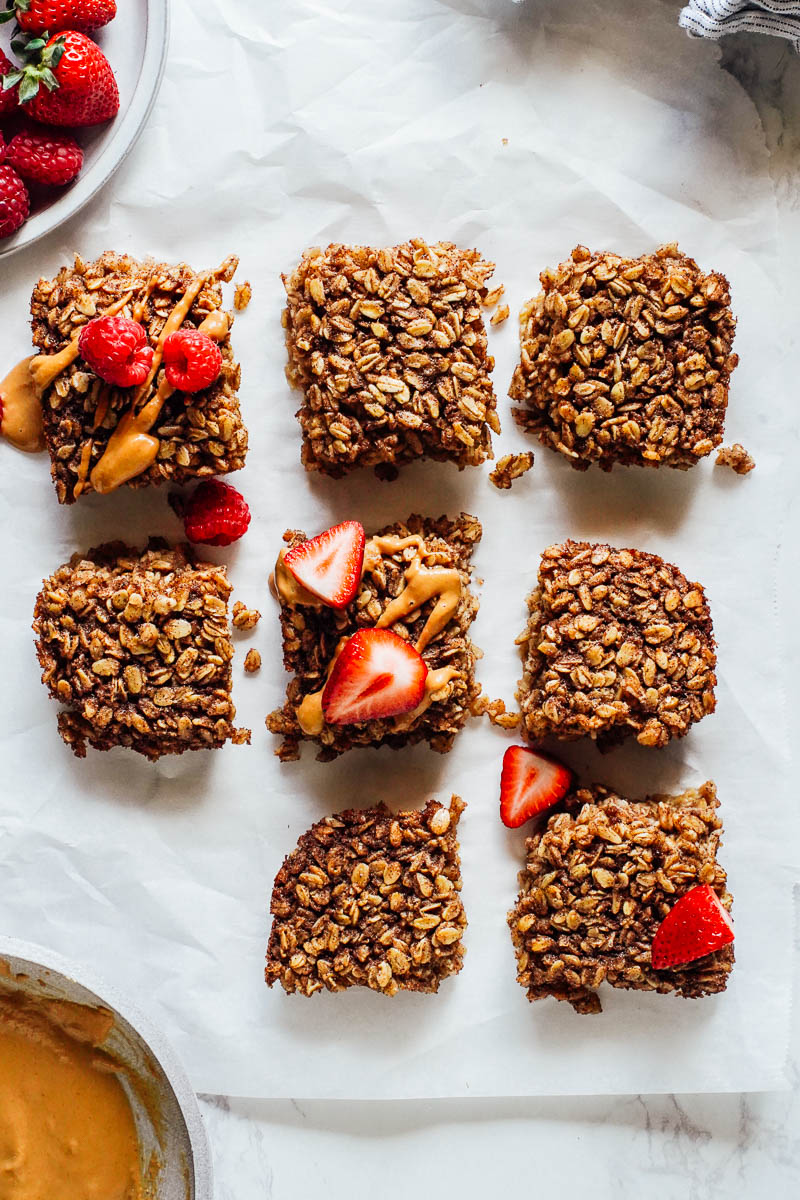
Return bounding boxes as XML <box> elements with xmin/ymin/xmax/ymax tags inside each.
<box><xmin>6</xmin><ymin>130</ymin><xmax>84</xmax><ymax>186</ymax></box>
<box><xmin>183</xmin><ymin>480</ymin><xmax>251</xmax><ymax>547</ymax></box>
<box><xmin>78</xmin><ymin>315</ymin><xmax>154</xmax><ymax>388</ymax></box>
<box><xmin>163</xmin><ymin>329</ymin><xmax>223</xmax><ymax>393</ymax></box>
<box><xmin>0</xmin><ymin>165</ymin><xmax>30</xmax><ymax>239</ymax></box>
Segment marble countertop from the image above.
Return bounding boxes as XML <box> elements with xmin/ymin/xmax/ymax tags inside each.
<box><xmin>196</xmin><ymin>25</ymin><xmax>800</xmax><ymax>1198</ymax></box>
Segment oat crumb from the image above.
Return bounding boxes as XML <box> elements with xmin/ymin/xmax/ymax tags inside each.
<box><xmin>471</xmin><ymin>692</ymin><xmax>521</xmax><ymax>729</ymax></box>
<box><xmin>233</xmin><ymin>601</ymin><xmax>261</xmax><ymax>630</ymax></box>
<box><xmin>244</xmin><ymin>649</ymin><xmax>262</xmax><ymax>673</ymax></box>
<box><xmin>232</xmin><ymin>728</ymin><xmax>252</xmax><ymax>745</ymax></box>
<box><xmin>715</xmin><ymin>443</ymin><xmax>755</xmax><ymax>475</ymax></box>
<box><xmin>490</xmin><ymin>303</ymin><xmax>510</xmax><ymax>327</ymax></box>
<box><xmin>234</xmin><ymin>281</ymin><xmax>252</xmax><ymax>311</ymax></box>
<box><xmin>489</xmin><ymin>451</ymin><xmax>534</xmax><ymax>490</ymax></box>
<box><xmin>483</xmin><ymin>285</ymin><xmax>505</xmax><ymax>309</ymax></box>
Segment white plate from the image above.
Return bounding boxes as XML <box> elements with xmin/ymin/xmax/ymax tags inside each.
<box><xmin>0</xmin><ymin>0</ymin><xmax>168</xmax><ymax>260</ymax></box>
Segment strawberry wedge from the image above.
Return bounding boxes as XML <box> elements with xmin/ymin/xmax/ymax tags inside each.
<box><xmin>499</xmin><ymin>746</ymin><xmax>573</xmax><ymax>828</ymax></box>
<box><xmin>651</xmin><ymin>884</ymin><xmax>734</xmax><ymax>970</ymax></box>
<box><xmin>322</xmin><ymin>629</ymin><xmax>427</xmax><ymax>725</ymax></box>
<box><xmin>284</xmin><ymin>520</ymin><xmax>365</xmax><ymax>609</ymax></box>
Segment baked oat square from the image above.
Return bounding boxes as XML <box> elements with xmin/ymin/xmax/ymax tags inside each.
<box><xmin>517</xmin><ymin>541</ymin><xmax>716</xmax><ymax>749</ymax></box>
<box><xmin>266</xmin><ymin>795</ymin><xmax>467</xmax><ymax>996</ymax></box>
<box><xmin>282</xmin><ymin>240</ymin><xmax>499</xmax><ymax>478</ymax></box>
<box><xmin>30</xmin><ymin>252</ymin><xmax>247</xmax><ymax>504</ymax></box>
<box><xmin>508</xmin><ymin>781</ymin><xmax>733</xmax><ymax>1013</ymax></box>
<box><xmin>509</xmin><ymin>244</ymin><xmax>738</xmax><ymax>470</ymax></box>
<box><xmin>267</xmin><ymin>513</ymin><xmax>482</xmax><ymax>760</ymax></box>
<box><xmin>33</xmin><ymin>542</ymin><xmax>249</xmax><ymax>760</ymax></box>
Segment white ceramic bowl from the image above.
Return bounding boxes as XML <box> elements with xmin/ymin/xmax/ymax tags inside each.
<box><xmin>0</xmin><ymin>935</ymin><xmax>212</xmax><ymax>1200</ymax></box>
<box><xmin>0</xmin><ymin>0</ymin><xmax>169</xmax><ymax>259</ymax></box>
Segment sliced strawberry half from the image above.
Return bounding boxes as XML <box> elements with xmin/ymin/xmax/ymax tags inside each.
<box><xmin>499</xmin><ymin>746</ymin><xmax>573</xmax><ymax>829</ymax></box>
<box><xmin>283</xmin><ymin>520</ymin><xmax>365</xmax><ymax>609</ymax></box>
<box><xmin>322</xmin><ymin>628</ymin><xmax>427</xmax><ymax>725</ymax></box>
<box><xmin>651</xmin><ymin>884</ymin><xmax>734</xmax><ymax>970</ymax></box>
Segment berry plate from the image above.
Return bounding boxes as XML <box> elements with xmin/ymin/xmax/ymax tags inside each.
<box><xmin>0</xmin><ymin>0</ymin><xmax>168</xmax><ymax>259</ymax></box>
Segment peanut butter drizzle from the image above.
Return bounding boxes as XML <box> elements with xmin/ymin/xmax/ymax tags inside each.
<box><xmin>284</xmin><ymin>533</ymin><xmax>464</xmax><ymax>735</ymax></box>
<box><xmin>88</xmin><ymin>289</ymin><xmax>229</xmax><ymax>497</ymax></box>
<box><xmin>371</xmin><ymin>536</ymin><xmax>462</xmax><ymax>653</ymax></box>
<box><xmin>0</xmin><ymin>357</ymin><xmax>45</xmax><ymax>453</ymax></box>
<box><xmin>0</xmin><ymin>988</ymin><xmax>145</xmax><ymax>1200</ymax></box>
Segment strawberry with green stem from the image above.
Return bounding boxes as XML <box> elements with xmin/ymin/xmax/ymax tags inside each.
<box><xmin>2</xmin><ymin>28</ymin><xmax>118</xmax><ymax>125</ymax></box>
<box><xmin>0</xmin><ymin>0</ymin><xmax>116</xmax><ymax>35</ymax></box>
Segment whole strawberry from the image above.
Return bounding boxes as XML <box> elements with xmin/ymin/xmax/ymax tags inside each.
<box><xmin>0</xmin><ymin>48</ymin><xmax>20</xmax><ymax>116</ymax></box>
<box><xmin>12</xmin><ymin>31</ymin><xmax>119</xmax><ymax>127</ymax></box>
<box><xmin>6</xmin><ymin>129</ymin><xmax>83</xmax><ymax>185</ymax></box>
<box><xmin>0</xmin><ymin>0</ymin><xmax>117</xmax><ymax>35</ymax></box>
<box><xmin>0</xmin><ymin>163</ymin><xmax>30</xmax><ymax>238</ymax></box>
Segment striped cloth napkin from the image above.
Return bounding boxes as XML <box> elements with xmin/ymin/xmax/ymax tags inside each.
<box><xmin>679</xmin><ymin>1</ymin><xmax>800</xmax><ymax>49</ymax></box>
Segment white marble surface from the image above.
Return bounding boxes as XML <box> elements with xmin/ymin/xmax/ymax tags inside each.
<box><xmin>194</xmin><ymin>19</ymin><xmax>800</xmax><ymax>1198</ymax></box>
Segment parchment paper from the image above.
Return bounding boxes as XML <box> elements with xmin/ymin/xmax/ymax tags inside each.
<box><xmin>0</xmin><ymin>0</ymin><xmax>796</xmax><ymax>1097</ymax></box>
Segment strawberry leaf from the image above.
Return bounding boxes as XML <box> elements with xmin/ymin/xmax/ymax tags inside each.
<box><xmin>16</xmin><ymin>71</ymin><xmax>38</xmax><ymax>103</ymax></box>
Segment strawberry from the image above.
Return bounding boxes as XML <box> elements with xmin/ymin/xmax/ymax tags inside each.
<box><xmin>0</xmin><ymin>48</ymin><xmax>20</xmax><ymax>115</ymax></box>
<box><xmin>11</xmin><ymin>31</ymin><xmax>119</xmax><ymax>127</ymax></box>
<box><xmin>284</xmin><ymin>521</ymin><xmax>366</xmax><ymax>609</ymax></box>
<box><xmin>1</xmin><ymin>0</ymin><xmax>117</xmax><ymax>35</ymax></box>
<box><xmin>499</xmin><ymin>746</ymin><xmax>573</xmax><ymax>828</ymax></box>
<box><xmin>650</xmin><ymin>884</ymin><xmax>734</xmax><ymax>970</ymax></box>
<box><xmin>322</xmin><ymin>628</ymin><xmax>427</xmax><ymax>725</ymax></box>
<box><xmin>0</xmin><ymin>163</ymin><xmax>29</xmax><ymax>238</ymax></box>
<box><xmin>6</xmin><ymin>128</ymin><xmax>83</xmax><ymax>185</ymax></box>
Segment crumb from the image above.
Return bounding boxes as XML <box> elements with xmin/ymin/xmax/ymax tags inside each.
<box><xmin>489</xmin><ymin>451</ymin><xmax>534</xmax><ymax>490</ymax></box>
<box><xmin>490</xmin><ymin>304</ymin><xmax>510</xmax><ymax>327</ymax></box>
<box><xmin>715</xmin><ymin>443</ymin><xmax>755</xmax><ymax>475</ymax></box>
<box><xmin>234</xmin><ymin>281</ymin><xmax>252</xmax><ymax>311</ymax></box>
<box><xmin>232</xmin><ymin>728</ymin><xmax>252</xmax><ymax>745</ymax></box>
<box><xmin>233</xmin><ymin>601</ymin><xmax>261</xmax><ymax>630</ymax></box>
<box><xmin>483</xmin><ymin>285</ymin><xmax>505</xmax><ymax>309</ymax></box>
<box><xmin>244</xmin><ymin>649</ymin><xmax>261</xmax><ymax>673</ymax></box>
<box><xmin>472</xmin><ymin>692</ymin><xmax>521</xmax><ymax>728</ymax></box>
<box><xmin>502</xmin><ymin>137</ymin><xmax>508</xmax><ymax>145</ymax></box>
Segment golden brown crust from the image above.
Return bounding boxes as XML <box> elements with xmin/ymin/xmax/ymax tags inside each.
<box><xmin>283</xmin><ymin>240</ymin><xmax>499</xmax><ymax>477</ymax></box>
<box><xmin>509</xmin><ymin>244</ymin><xmax>737</xmax><ymax>471</ymax></box>
<box><xmin>517</xmin><ymin>541</ymin><xmax>716</xmax><ymax>749</ymax></box>
<box><xmin>508</xmin><ymin>782</ymin><xmax>734</xmax><ymax>1013</ymax></box>
<box><xmin>266</xmin><ymin>795</ymin><xmax>467</xmax><ymax>996</ymax></box>
<box><xmin>33</xmin><ymin>541</ymin><xmax>243</xmax><ymax>759</ymax></box>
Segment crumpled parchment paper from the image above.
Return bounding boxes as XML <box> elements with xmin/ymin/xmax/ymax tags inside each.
<box><xmin>0</xmin><ymin>0</ymin><xmax>795</xmax><ymax>1097</ymax></box>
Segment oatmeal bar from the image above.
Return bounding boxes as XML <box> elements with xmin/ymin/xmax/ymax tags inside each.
<box><xmin>30</xmin><ymin>252</ymin><xmax>247</xmax><ymax>504</ymax></box>
<box><xmin>33</xmin><ymin>542</ymin><xmax>249</xmax><ymax>759</ymax></box>
<box><xmin>267</xmin><ymin>513</ymin><xmax>482</xmax><ymax>760</ymax></box>
<box><xmin>508</xmin><ymin>781</ymin><xmax>733</xmax><ymax>1013</ymax></box>
<box><xmin>509</xmin><ymin>244</ymin><xmax>738</xmax><ymax>470</ymax></box>
<box><xmin>283</xmin><ymin>240</ymin><xmax>499</xmax><ymax>478</ymax></box>
<box><xmin>517</xmin><ymin>541</ymin><xmax>716</xmax><ymax>749</ymax></box>
<box><xmin>266</xmin><ymin>795</ymin><xmax>466</xmax><ymax>996</ymax></box>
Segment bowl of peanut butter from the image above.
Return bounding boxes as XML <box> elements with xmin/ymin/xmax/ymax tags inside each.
<box><xmin>0</xmin><ymin>936</ymin><xmax>212</xmax><ymax>1200</ymax></box>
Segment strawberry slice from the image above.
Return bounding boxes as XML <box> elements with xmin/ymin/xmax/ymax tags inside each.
<box><xmin>322</xmin><ymin>629</ymin><xmax>427</xmax><ymax>725</ymax></box>
<box><xmin>284</xmin><ymin>520</ymin><xmax>365</xmax><ymax>609</ymax></box>
<box><xmin>651</xmin><ymin>884</ymin><xmax>734</xmax><ymax>970</ymax></box>
<box><xmin>499</xmin><ymin>746</ymin><xmax>573</xmax><ymax>828</ymax></box>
